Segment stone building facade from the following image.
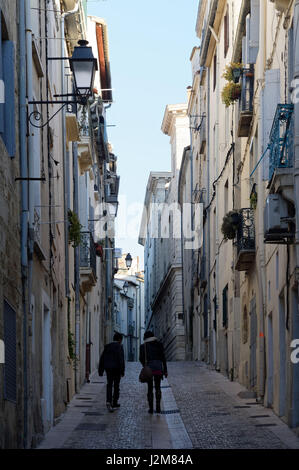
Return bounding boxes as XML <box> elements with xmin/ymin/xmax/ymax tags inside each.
<box><xmin>139</xmin><ymin>104</ymin><xmax>190</xmax><ymax>360</ymax></box>
<box><xmin>0</xmin><ymin>0</ymin><xmax>118</xmax><ymax>448</ymax></box>
<box><xmin>187</xmin><ymin>0</ymin><xmax>299</xmax><ymax>429</ymax></box>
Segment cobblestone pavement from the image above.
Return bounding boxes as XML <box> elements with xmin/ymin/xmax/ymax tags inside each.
<box><xmin>38</xmin><ymin>361</ymin><xmax>299</xmax><ymax>450</ymax></box>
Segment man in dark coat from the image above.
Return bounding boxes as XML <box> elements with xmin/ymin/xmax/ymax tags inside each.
<box><xmin>139</xmin><ymin>331</ymin><xmax>168</xmax><ymax>414</ymax></box>
<box><xmin>98</xmin><ymin>332</ymin><xmax>125</xmax><ymax>412</ymax></box>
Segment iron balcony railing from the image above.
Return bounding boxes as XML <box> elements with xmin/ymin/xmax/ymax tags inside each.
<box><xmin>80</xmin><ymin>232</ymin><xmax>97</xmax><ymax>279</ymax></box>
<box><xmin>236</xmin><ymin>208</ymin><xmax>255</xmax><ymax>254</ymax></box>
<box><xmin>269</xmin><ymin>104</ymin><xmax>294</xmax><ymax>180</ymax></box>
<box><xmin>127</xmin><ymin>298</ymin><xmax>134</xmax><ymax>309</ymax></box>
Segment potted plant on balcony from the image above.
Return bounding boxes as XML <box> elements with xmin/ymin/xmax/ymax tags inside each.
<box><xmin>94</xmin><ymin>240</ymin><xmax>104</xmax><ymax>258</ymax></box>
<box><xmin>222</xmin><ymin>62</ymin><xmax>244</xmax><ymax>83</ymax></box>
<box><xmin>68</xmin><ymin>210</ymin><xmax>83</xmax><ymax>248</ymax></box>
<box><xmin>221</xmin><ymin>210</ymin><xmax>241</xmax><ymax>240</ymax></box>
<box><xmin>221</xmin><ymin>82</ymin><xmax>242</xmax><ymax>107</ymax></box>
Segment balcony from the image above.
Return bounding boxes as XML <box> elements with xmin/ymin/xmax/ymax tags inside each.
<box><xmin>105</xmin><ymin>175</ymin><xmax>120</xmax><ymax>204</ymax></box>
<box><xmin>80</xmin><ymin>232</ymin><xmax>97</xmax><ymax>293</ymax></box>
<box><xmin>235</xmin><ymin>209</ymin><xmax>256</xmax><ymax>271</ymax></box>
<box><xmin>237</xmin><ymin>68</ymin><xmax>254</xmax><ymax>137</ymax></box>
<box><xmin>268</xmin><ymin>104</ymin><xmax>294</xmax><ymax>182</ymax></box>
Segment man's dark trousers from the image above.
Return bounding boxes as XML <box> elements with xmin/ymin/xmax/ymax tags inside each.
<box><xmin>106</xmin><ymin>369</ymin><xmax>121</xmax><ymax>404</ymax></box>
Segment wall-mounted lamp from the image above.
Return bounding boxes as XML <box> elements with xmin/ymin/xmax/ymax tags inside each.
<box><xmin>125</xmin><ymin>253</ymin><xmax>133</xmax><ymax>270</ymax></box>
<box><xmin>28</xmin><ymin>40</ymin><xmax>98</xmax><ymax>129</ymax></box>
<box><xmin>123</xmin><ymin>281</ymin><xmax>129</xmax><ymax>295</ymax></box>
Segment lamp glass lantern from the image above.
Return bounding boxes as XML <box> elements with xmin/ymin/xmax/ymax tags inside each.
<box><xmin>69</xmin><ymin>40</ymin><xmax>98</xmax><ymax>105</ymax></box>
<box><xmin>123</xmin><ymin>281</ymin><xmax>129</xmax><ymax>295</ymax></box>
<box><xmin>125</xmin><ymin>253</ymin><xmax>133</xmax><ymax>269</ymax></box>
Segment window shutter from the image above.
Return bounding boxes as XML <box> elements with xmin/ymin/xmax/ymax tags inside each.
<box><xmin>0</xmin><ymin>14</ymin><xmax>4</xmax><ymax>134</ymax></box>
<box><xmin>248</xmin><ymin>0</ymin><xmax>260</xmax><ymax>64</ymax></box>
<box><xmin>3</xmin><ymin>41</ymin><xmax>16</xmax><ymax>157</ymax></box>
<box><xmin>242</xmin><ymin>36</ymin><xmax>247</xmax><ymax>65</ymax></box>
<box><xmin>4</xmin><ymin>300</ymin><xmax>17</xmax><ymax>403</ymax></box>
<box><xmin>262</xmin><ymin>69</ymin><xmax>281</xmax><ymax>180</ymax></box>
<box><xmin>245</xmin><ymin>15</ymin><xmax>250</xmax><ymax>64</ymax></box>
<box><xmin>222</xmin><ymin>285</ymin><xmax>228</xmax><ymax>328</ymax></box>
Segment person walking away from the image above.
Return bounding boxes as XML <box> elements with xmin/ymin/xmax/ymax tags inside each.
<box><xmin>139</xmin><ymin>331</ymin><xmax>168</xmax><ymax>414</ymax></box>
<box><xmin>98</xmin><ymin>332</ymin><xmax>125</xmax><ymax>412</ymax></box>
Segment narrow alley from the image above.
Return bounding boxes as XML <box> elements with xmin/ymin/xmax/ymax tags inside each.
<box><xmin>38</xmin><ymin>362</ymin><xmax>299</xmax><ymax>450</ymax></box>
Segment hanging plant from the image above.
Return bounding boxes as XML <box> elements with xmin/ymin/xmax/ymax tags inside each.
<box><xmin>94</xmin><ymin>241</ymin><xmax>104</xmax><ymax>258</ymax></box>
<box><xmin>221</xmin><ymin>210</ymin><xmax>241</xmax><ymax>240</ymax></box>
<box><xmin>222</xmin><ymin>62</ymin><xmax>244</xmax><ymax>83</ymax></box>
<box><xmin>250</xmin><ymin>191</ymin><xmax>258</xmax><ymax>210</ymax></box>
<box><xmin>68</xmin><ymin>210</ymin><xmax>83</xmax><ymax>247</ymax></box>
<box><xmin>221</xmin><ymin>82</ymin><xmax>241</xmax><ymax>107</ymax></box>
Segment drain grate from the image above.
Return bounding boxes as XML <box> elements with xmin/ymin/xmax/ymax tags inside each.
<box><xmin>234</xmin><ymin>405</ymin><xmax>251</xmax><ymax>409</ymax></box>
<box><xmin>75</xmin><ymin>423</ymin><xmax>107</xmax><ymax>431</ymax></box>
<box><xmin>250</xmin><ymin>415</ymin><xmax>271</xmax><ymax>418</ymax></box>
<box><xmin>255</xmin><ymin>423</ymin><xmax>277</xmax><ymax>427</ymax></box>
<box><xmin>74</xmin><ymin>405</ymin><xmax>93</xmax><ymax>408</ymax></box>
<box><xmin>160</xmin><ymin>409</ymin><xmax>180</xmax><ymax>415</ymax></box>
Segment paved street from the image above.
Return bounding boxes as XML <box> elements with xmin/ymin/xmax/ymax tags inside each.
<box><xmin>38</xmin><ymin>362</ymin><xmax>299</xmax><ymax>450</ymax></box>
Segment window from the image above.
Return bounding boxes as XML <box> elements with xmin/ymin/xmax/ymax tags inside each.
<box><xmin>203</xmin><ymin>294</ymin><xmax>208</xmax><ymax>338</ymax></box>
<box><xmin>224</xmin><ymin>7</ymin><xmax>229</xmax><ymax>57</ymax></box>
<box><xmin>222</xmin><ymin>284</ymin><xmax>228</xmax><ymax>328</ymax></box>
<box><xmin>0</xmin><ymin>13</ymin><xmax>15</xmax><ymax>157</ymax></box>
<box><xmin>224</xmin><ymin>179</ymin><xmax>228</xmax><ymax>216</ymax></box>
<box><xmin>4</xmin><ymin>300</ymin><xmax>16</xmax><ymax>402</ymax></box>
<box><xmin>213</xmin><ymin>53</ymin><xmax>217</xmax><ymax>91</ymax></box>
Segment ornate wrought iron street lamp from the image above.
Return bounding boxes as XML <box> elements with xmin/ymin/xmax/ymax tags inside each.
<box><xmin>28</xmin><ymin>40</ymin><xmax>98</xmax><ymax>128</ymax></box>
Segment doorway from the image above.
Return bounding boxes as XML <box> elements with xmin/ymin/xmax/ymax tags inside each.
<box><xmin>42</xmin><ymin>304</ymin><xmax>53</xmax><ymax>432</ymax></box>
<box><xmin>267</xmin><ymin>313</ymin><xmax>274</xmax><ymax>407</ymax></box>
<box><xmin>279</xmin><ymin>293</ymin><xmax>286</xmax><ymax>417</ymax></box>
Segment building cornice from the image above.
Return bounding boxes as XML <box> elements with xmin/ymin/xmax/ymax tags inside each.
<box><xmin>161</xmin><ymin>104</ymin><xmax>188</xmax><ymax>136</ymax></box>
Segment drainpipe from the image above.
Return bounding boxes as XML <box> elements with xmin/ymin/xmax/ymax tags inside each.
<box><xmin>61</xmin><ymin>1</ymin><xmax>79</xmax><ymax>300</ymax></box>
<box><xmin>207</xmin><ymin>67</ymin><xmax>211</xmax><ymax>365</ymax></box>
<box><xmin>19</xmin><ymin>0</ymin><xmax>28</xmax><ymax>449</ymax></box>
<box><xmin>257</xmin><ymin>0</ymin><xmax>266</xmax><ymax>399</ymax></box>
<box><xmin>61</xmin><ymin>2</ymin><xmax>80</xmax><ymax>391</ymax></box>
<box><xmin>293</xmin><ymin>0</ymin><xmax>299</xmax><ymax>427</ymax></box>
<box><xmin>215</xmin><ymin>35</ymin><xmax>220</xmax><ymax>370</ymax></box>
<box><xmin>73</xmin><ymin>142</ymin><xmax>80</xmax><ymax>392</ymax></box>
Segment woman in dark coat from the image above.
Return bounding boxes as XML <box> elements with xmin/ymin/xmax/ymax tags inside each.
<box><xmin>139</xmin><ymin>331</ymin><xmax>168</xmax><ymax>414</ymax></box>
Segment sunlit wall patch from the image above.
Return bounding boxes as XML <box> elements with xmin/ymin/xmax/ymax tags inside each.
<box><xmin>0</xmin><ymin>339</ymin><xmax>4</xmax><ymax>364</ymax></box>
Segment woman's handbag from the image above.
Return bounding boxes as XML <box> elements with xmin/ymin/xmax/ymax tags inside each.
<box><xmin>139</xmin><ymin>343</ymin><xmax>153</xmax><ymax>383</ymax></box>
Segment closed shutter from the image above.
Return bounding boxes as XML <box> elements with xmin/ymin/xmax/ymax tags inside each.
<box><xmin>222</xmin><ymin>284</ymin><xmax>228</xmax><ymax>328</ymax></box>
<box><xmin>262</xmin><ymin>69</ymin><xmax>281</xmax><ymax>180</ymax></box>
<box><xmin>248</xmin><ymin>0</ymin><xmax>260</xmax><ymax>64</ymax></box>
<box><xmin>4</xmin><ymin>300</ymin><xmax>17</xmax><ymax>402</ymax></box>
<box><xmin>0</xmin><ymin>12</ymin><xmax>3</xmax><ymax>134</ymax></box>
<box><xmin>2</xmin><ymin>40</ymin><xmax>15</xmax><ymax>157</ymax></box>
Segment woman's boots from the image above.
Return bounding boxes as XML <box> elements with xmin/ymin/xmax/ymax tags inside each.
<box><xmin>147</xmin><ymin>392</ymin><xmax>153</xmax><ymax>414</ymax></box>
<box><xmin>147</xmin><ymin>390</ymin><xmax>162</xmax><ymax>414</ymax></box>
<box><xmin>156</xmin><ymin>390</ymin><xmax>161</xmax><ymax>413</ymax></box>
